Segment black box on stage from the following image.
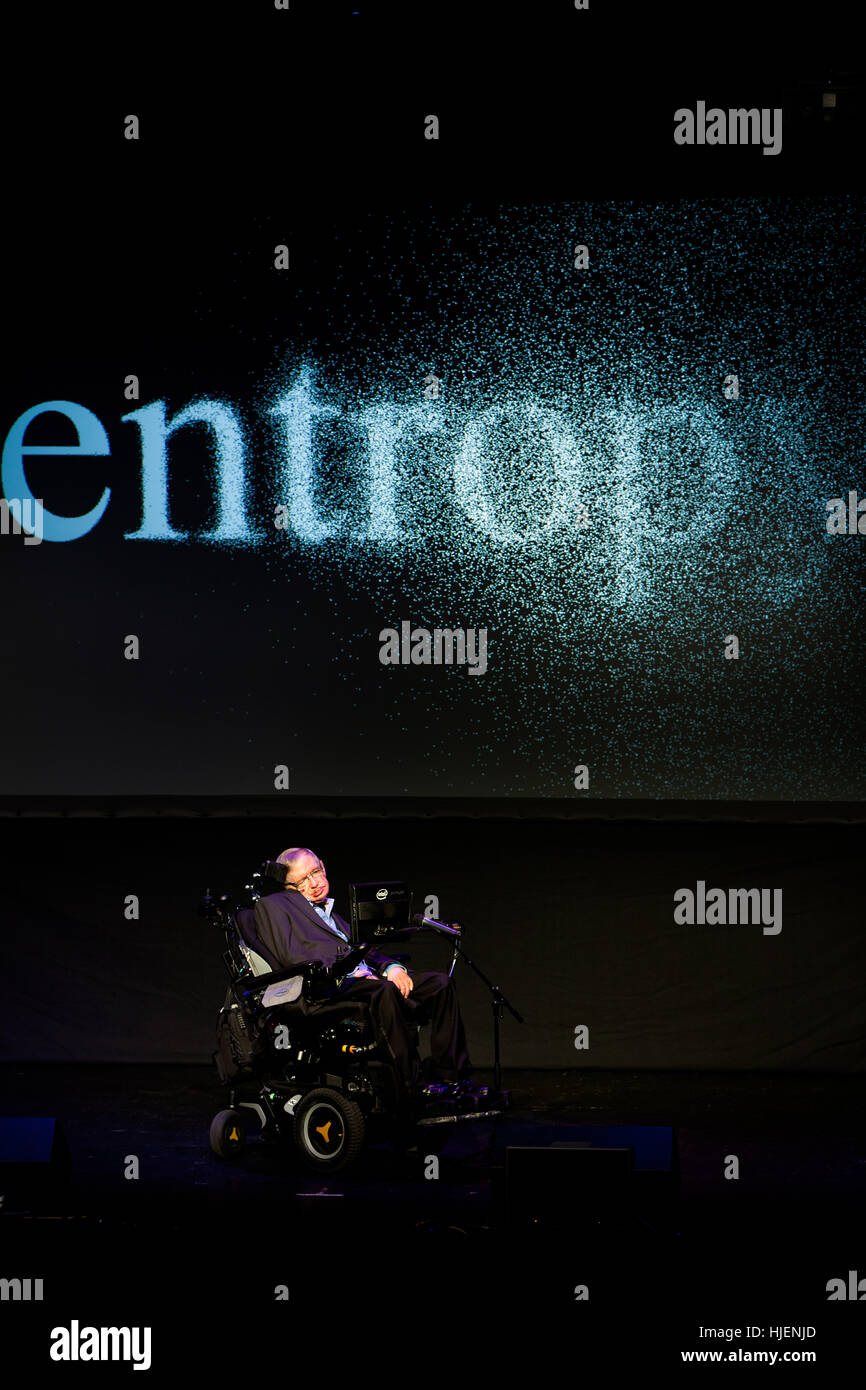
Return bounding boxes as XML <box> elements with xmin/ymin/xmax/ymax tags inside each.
<box><xmin>348</xmin><ymin>881</ymin><xmax>413</xmax><ymax>944</ymax></box>
<box><xmin>505</xmin><ymin>1145</ymin><xmax>635</xmax><ymax>1231</ymax></box>
<box><xmin>0</xmin><ymin>1117</ymin><xmax>71</xmax><ymax>1206</ymax></box>
<box><xmin>505</xmin><ymin>1125</ymin><xmax>679</xmax><ymax>1233</ymax></box>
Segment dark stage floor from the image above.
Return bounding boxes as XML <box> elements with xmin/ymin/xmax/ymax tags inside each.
<box><xmin>1</xmin><ymin>1065</ymin><xmax>863</xmax><ymax>1373</ymax></box>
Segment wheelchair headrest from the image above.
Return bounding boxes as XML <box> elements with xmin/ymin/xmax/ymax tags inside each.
<box><xmin>253</xmin><ymin>861</ymin><xmax>289</xmax><ymax>897</ymax></box>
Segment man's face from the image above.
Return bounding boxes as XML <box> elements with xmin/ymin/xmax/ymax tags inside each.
<box><xmin>284</xmin><ymin>851</ymin><xmax>329</xmax><ymax>905</ymax></box>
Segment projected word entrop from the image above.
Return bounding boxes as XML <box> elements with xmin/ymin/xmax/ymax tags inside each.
<box><xmin>0</xmin><ymin>365</ymin><xmax>844</xmax><ymax>619</ymax></box>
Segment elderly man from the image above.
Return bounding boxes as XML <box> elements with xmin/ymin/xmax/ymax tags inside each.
<box><xmin>252</xmin><ymin>847</ymin><xmax>473</xmax><ymax>1116</ymax></box>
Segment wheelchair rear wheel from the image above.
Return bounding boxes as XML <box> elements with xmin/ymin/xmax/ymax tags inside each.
<box><xmin>292</xmin><ymin>1088</ymin><xmax>365</xmax><ymax>1173</ymax></box>
<box><xmin>209</xmin><ymin>1108</ymin><xmax>247</xmax><ymax>1157</ymax></box>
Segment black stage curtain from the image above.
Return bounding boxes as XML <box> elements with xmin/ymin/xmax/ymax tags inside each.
<box><xmin>1</xmin><ymin>806</ymin><xmax>863</xmax><ymax>1070</ymax></box>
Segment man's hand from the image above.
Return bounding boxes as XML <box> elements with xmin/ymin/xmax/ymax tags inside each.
<box><xmin>388</xmin><ymin>966</ymin><xmax>414</xmax><ymax>998</ymax></box>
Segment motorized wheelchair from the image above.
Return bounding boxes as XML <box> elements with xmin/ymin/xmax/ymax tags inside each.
<box><xmin>204</xmin><ymin>867</ymin><xmax>508</xmax><ymax>1173</ymax></box>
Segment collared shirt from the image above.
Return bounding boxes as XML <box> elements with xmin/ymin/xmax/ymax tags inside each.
<box><xmin>308</xmin><ymin>897</ymin><xmax>402</xmax><ymax>981</ymax></box>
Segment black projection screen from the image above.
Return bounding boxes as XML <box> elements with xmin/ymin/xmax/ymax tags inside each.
<box><xmin>3</xmin><ymin>192</ymin><xmax>864</xmax><ymax>801</ymax></box>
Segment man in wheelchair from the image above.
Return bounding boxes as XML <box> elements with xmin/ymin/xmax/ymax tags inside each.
<box><xmin>209</xmin><ymin>846</ymin><xmax>501</xmax><ymax>1172</ymax></box>
<box><xmin>257</xmin><ymin>848</ymin><xmax>474</xmax><ymax>1113</ymax></box>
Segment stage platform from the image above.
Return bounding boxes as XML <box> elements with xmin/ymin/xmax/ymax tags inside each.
<box><xmin>1</xmin><ymin>1064</ymin><xmax>862</xmax><ymax>1373</ymax></box>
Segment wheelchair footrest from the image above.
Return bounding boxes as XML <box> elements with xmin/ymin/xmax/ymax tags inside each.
<box><xmin>414</xmin><ymin>1083</ymin><xmax>509</xmax><ymax>1121</ymax></box>
<box><xmin>416</xmin><ymin>1109</ymin><xmax>505</xmax><ymax>1126</ymax></box>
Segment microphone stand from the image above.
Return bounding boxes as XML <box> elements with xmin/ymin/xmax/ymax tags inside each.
<box><xmin>444</xmin><ymin>926</ymin><xmax>524</xmax><ymax>1095</ymax></box>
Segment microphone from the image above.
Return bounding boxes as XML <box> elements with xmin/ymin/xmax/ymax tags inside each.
<box><xmin>409</xmin><ymin>912</ymin><xmax>462</xmax><ymax>938</ymax></box>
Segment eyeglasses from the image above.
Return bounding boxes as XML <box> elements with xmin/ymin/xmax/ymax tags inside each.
<box><xmin>287</xmin><ymin>866</ymin><xmax>326</xmax><ymax>891</ymax></box>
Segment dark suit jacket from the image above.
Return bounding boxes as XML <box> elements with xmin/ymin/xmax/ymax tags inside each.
<box><xmin>253</xmin><ymin>889</ymin><xmax>402</xmax><ymax>979</ymax></box>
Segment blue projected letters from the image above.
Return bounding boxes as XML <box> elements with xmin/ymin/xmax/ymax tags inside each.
<box><xmin>0</xmin><ymin>364</ymin><xmax>849</xmax><ymax>637</ymax></box>
<box><xmin>1</xmin><ymin>400</ymin><xmax>111</xmax><ymax>543</ymax></box>
<box><xmin>122</xmin><ymin>398</ymin><xmax>255</xmax><ymax>543</ymax></box>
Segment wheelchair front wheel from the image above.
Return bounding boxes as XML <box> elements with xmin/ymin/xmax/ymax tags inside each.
<box><xmin>292</xmin><ymin>1088</ymin><xmax>365</xmax><ymax>1173</ymax></box>
<box><xmin>209</xmin><ymin>1108</ymin><xmax>247</xmax><ymax>1158</ymax></box>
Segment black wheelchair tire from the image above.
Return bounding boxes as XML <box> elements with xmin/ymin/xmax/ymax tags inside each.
<box><xmin>292</xmin><ymin>1088</ymin><xmax>365</xmax><ymax>1173</ymax></box>
<box><xmin>209</xmin><ymin>1107</ymin><xmax>247</xmax><ymax>1157</ymax></box>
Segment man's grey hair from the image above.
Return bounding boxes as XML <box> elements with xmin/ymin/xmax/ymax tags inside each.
<box><xmin>276</xmin><ymin>847</ymin><xmax>321</xmax><ymax>879</ymax></box>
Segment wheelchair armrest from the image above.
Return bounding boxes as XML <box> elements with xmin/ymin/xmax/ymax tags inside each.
<box><xmin>301</xmin><ymin>945</ymin><xmax>371</xmax><ymax>1001</ymax></box>
<box><xmin>235</xmin><ymin>945</ymin><xmax>372</xmax><ymax>1008</ymax></box>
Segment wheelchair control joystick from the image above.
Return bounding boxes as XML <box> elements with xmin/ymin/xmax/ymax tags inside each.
<box><xmin>302</xmin><ymin>943</ymin><xmax>372</xmax><ymax>1001</ymax></box>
